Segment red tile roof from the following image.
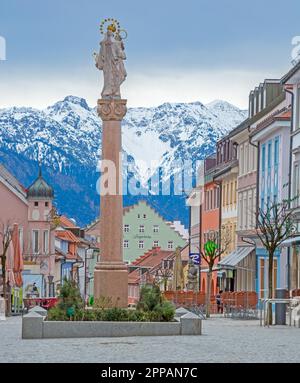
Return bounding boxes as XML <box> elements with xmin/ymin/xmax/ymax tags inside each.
<box><xmin>128</xmin><ymin>247</ymin><xmax>173</xmax><ymax>284</ymax></box>
<box><xmin>55</xmin><ymin>230</ymin><xmax>81</xmax><ymax>243</ymax></box>
<box><xmin>131</xmin><ymin>247</ymin><xmax>173</xmax><ymax>267</ymax></box>
<box><xmin>59</xmin><ymin>215</ymin><xmax>77</xmax><ymax>228</ymax></box>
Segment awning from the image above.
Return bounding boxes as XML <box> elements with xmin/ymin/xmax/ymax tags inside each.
<box><xmin>280</xmin><ymin>236</ymin><xmax>300</xmax><ymax>247</ymax></box>
<box><xmin>218</xmin><ymin>246</ymin><xmax>254</xmax><ymax>270</ymax></box>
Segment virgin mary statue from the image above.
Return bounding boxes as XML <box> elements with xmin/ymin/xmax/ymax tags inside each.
<box><xmin>95</xmin><ymin>30</ymin><xmax>127</xmax><ymax>99</ymax></box>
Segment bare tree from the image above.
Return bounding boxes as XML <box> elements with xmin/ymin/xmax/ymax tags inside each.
<box><xmin>256</xmin><ymin>199</ymin><xmax>296</xmax><ymax>325</ymax></box>
<box><xmin>154</xmin><ymin>264</ymin><xmax>173</xmax><ymax>291</ymax></box>
<box><xmin>199</xmin><ymin>229</ymin><xmax>230</xmax><ymax>318</ymax></box>
<box><xmin>0</xmin><ymin>222</ymin><xmax>13</xmax><ymax>315</ymax></box>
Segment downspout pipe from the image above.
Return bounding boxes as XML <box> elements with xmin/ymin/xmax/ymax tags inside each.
<box><xmin>248</xmin><ymin>128</ymin><xmax>260</xmax><ymax>295</ymax></box>
<box><xmin>284</xmin><ymin>87</ymin><xmax>294</xmax><ymax>294</ymax></box>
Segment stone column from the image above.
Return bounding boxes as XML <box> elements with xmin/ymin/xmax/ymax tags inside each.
<box><xmin>94</xmin><ymin>98</ymin><xmax>128</xmax><ymax>307</ymax></box>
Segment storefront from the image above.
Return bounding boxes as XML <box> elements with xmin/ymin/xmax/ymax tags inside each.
<box><xmin>280</xmin><ymin>236</ymin><xmax>300</xmax><ymax>292</ymax></box>
<box><xmin>218</xmin><ymin>246</ymin><xmax>256</xmax><ymax>292</ymax></box>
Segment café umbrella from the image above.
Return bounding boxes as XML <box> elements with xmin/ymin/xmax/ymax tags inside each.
<box><xmin>172</xmin><ymin>247</ymin><xmax>184</xmax><ymax>291</ymax></box>
<box><xmin>12</xmin><ymin>223</ymin><xmax>23</xmax><ymax>288</ymax></box>
<box><xmin>5</xmin><ymin>234</ymin><xmax>15</xmax><ymax>287</ymax></box>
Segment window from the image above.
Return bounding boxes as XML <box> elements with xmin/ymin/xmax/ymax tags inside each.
<box><xmin>143</xmin><ymin>214</ymin><xmax>147</xmax><ymax>219</ymax></box>
<box><xmin>18</xmin><ymin>227</ymin><xmax>23</xmax><ymax>252</ymax></box>
<box><xmin>244</xmin><ymin>143</ymin><xmax>248</xmax><ymax>173</ymax></box>
<box><xmin>244</xmin><ymin>195</ymin><xmax>248</xmax><ymax>229</ymax></box>
<box><xmin>45</xmin><ymin>201</ymin><xmax>49</xmax><ymax>207</ymax></box>
<box><xmin>249</xmin><ymin>193</ymin><xmax>252</xmax><ymax>228</ymax></box>
<box><xmin>43</xmin><ymin>230</ymin><xmax>49</xmax><ymax>253</ymax></box>
<box><xmin>216</xmin><ymin>187</ymin><xmax>220</xmax><ymax>208</ymax></box>
<box><xmin>139</xmin><ymin>225</ymin><xmax>145</xmax><ymax>233</ymax></box>
<box><xmin>260</xmin><ymin>259</ymin><xmax>265</xmax><ymax>297</ymax></box>
<box><xmin>167</xmin><ymin>241</ymin><xmax>173</xmax><ymax>250</ymax></box>
<box><xmin>153</xmin><ymin>240</ymin><xmax>159</xmax><ymax>248</ymax></box>
<box><xmin>240</xmin><ymin>145</ymin><xmax>244</xmax><ymax>175</ymax></box>
<box><xmin>153</xmin><ymin>225</ymin><xmax>159</xmax><ymax>233</ymax></box>
<box><xmin>34</xmin><ymin>201</ymin><xmax>39</xmax><ymax>207</ymax></box>
<box><xmin>213</xmin><ymin>188</ymin><xmax>217</xmax><ymax>209</ymax></box>
<box><xmin>238</xmin><ymin>194</ymin><xmax>243</xmax><ymax>230</ymax></box>
<box><xmin>138</xmin><ymin>214</ymin><xmax>140</xmax><ymax>218</ymax></box>
<box><xmin>138</xmin><ymin>240</ymin><xmax>144</xmax><ymax>249</ymax></box>
<box><xmin>273</xmin><ymin>258</ymin><xmax>278</xmax><ymax>296</ymax></box>
<box><xmin>274</xmin><ymin>137</ymin><xmax>279</xmax><ymax>166</ymax></box>
<box><xmin>297</xmin><ymin>87</ymin><xmax>300</xmax><ymax>130</ymax></box>
<box><xmin>261</xmin><ymin>145</ymin><xmax>266</xmax><ymax>173</ymax></box>
<box><xmin>226</xmin><ymin>183</ymin><xmax>229</xmax><ymax>206</ymax></box>
<box><xmin>32</xmin><ymin>230</ymin><xmax>39</xmax><ymax>254</ymax></box>
<box><xmin>234</xmin><ymin>181</ymin><xmax>237</xmax><ymax>204</ymax></box>
<box><xmin>124</xmin><ymin>224</ymin><xmax>130</xmax><ymax>233</ymax></box>
<box><xmin>293</xmin><ymin>162</ymin><xmax>300</xmax><ymax>207</ymax></box>
<box><xmin>267</xmin><ymin>142</ymin><xmax>272</xmax><ymax>172</ymax></box>
<box><xmin>123</xmin><ymin>240</ymin><xmax>129</xmax><ymax>248</ymax></box>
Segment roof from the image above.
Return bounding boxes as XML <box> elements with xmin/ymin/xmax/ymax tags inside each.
<box><xmin>131</xmin><ymin>247</ymin><xmax>173</xmax><ymax>267</ymax></box>
<box><xmin>0</xmin><ymin>164</ymin><xmax>27</xmax><ymax>200</ymax></box>
<box><xmin>128</xmin><ymin>247</ymin><xmax>173</xmax><ymax>284</ymax></box>
<box><xmin>250</xmin><ymin>107</ymin><xmax>291</xmax><ymax>138</ymax></box>
<box><xmin>27</xmin><ymin>168</ymin><xmax>54</xmax><ymax>199</ymax></box>
<box><xmin>55</xmin><ymin>245</ymin><xmax>81</xmax><ymax>262</ymax></box>
<box><xmin>59</xmin><ymin>215</ymin><xmax>77</xmax><ymax>228</ymax></box>
<box><xmin>55</xmin><ymin>230</ymin><xmax>81</xmax><ymax>243</ymax></box>
<box><xmin>281</xmin><ymin>61</ymin><xmax>300</xmax><ymax>84</ymax></box>
<box><xmin>280</xmin><ymin>236</ymin><xmax>300</xmax><ymax>247</ymax></box>
<box><xmin>218</xmin><ymin>246</ymin><xmax>254</xmax><ymax>269</ymax></box>
<box><xmin>219</xmin><ymin>92</ymin><xmax>286</xmax><ymax>144</ymax></box>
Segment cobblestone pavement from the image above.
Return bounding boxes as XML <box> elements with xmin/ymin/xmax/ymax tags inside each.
<box><xmin>0</xmin><ymin>316</ymin><xmax>299</xmax><ymax>363</ymax></box>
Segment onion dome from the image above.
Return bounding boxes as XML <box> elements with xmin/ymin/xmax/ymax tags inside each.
<box><xmin>27</xmin><ymin>167</ymin><xmax>54</xmax><ymax>199</ymax></box>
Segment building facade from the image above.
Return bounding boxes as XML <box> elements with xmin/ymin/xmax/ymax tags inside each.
<box><xmin>86</xmin><ymin>200</ymin><xmax>187</xmax><ymax>264</ymax></box>
<box><xmin>0</xmin><ymin>165</ymin><xmax>55</xmax><ymax>298</ymax></box>
<box><xmin>281</xmin><ymin>62</ymin><xmax>300</xmax><ymax>292</ymax></box>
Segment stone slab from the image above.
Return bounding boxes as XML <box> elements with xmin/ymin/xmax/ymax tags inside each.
<box><xmin>180</xmin><ymin>313</ymin><xmax>202</xmax><ymax>335</ymax></box>
<box><xmin>0</xmin><ymin>297</ymin><xmax>5</xmax><ymax>320</ymax></box>
<box><xmin>175</xmin><ymin>307</ymin><xmax>189</xmax><ymax>317</ymax></box>
<box><xmin>42</xmin><ymin>321</ymin><xmax>181</xmax><ymax>338</ymax></box>
<box><xmin>22</xmin><ymin>312</ymin><xmax>44</xmax><ymax>339</ymax></box>
<box><xmin>29</xmin><ymin>305</ymin><xmax>47</xmax><ymax>317</ymax></box>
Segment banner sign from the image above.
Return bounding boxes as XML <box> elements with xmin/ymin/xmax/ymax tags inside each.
<box><xmin>189</xmin><ymin>253</ymin><xmax>201</xmax><ymax>265</ymax></box>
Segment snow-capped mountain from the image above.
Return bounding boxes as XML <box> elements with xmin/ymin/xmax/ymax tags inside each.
<box><xmin>0</xmin><ymin>96</ymin><xmax>247</xmax><ymax>227</ymax></box>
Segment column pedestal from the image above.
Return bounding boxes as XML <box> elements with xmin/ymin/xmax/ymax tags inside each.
<box><xmin>93</xmin><ymin>98</ymin><xmax>128</xmax><ymax>308</ymax></box>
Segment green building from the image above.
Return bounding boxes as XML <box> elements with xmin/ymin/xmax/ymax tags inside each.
<box><xmin>85</xmin><ymin>200</ymin><xmax>188</xmax><ymax>264</ymax></box>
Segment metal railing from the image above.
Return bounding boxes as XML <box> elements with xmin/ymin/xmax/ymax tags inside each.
<box><xmin>259</xmin><ymin>298</ymin><xmax>295</xmax><ymax>327</ymax></box>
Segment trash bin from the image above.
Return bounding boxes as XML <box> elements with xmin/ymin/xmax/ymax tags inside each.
<box><xmin>275</xmin><ymin>288</ymin><xmax>288</xmax><ymax>325</ymax></box>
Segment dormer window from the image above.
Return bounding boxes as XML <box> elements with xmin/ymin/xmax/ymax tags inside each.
<box><xmin>34</xmin><ymin>201</ymin><xmax>39</xmax><ymax>207</ymax></box>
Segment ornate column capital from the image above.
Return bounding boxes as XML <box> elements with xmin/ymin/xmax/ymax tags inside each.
<box><xmin>97</xmin><ymin>98</ymin><xmax>127</xmax><ymax>121</ymax></box>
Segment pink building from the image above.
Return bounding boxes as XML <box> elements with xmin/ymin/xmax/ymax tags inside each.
<box><xmin>0</xmin><ymin>165</ymin><xmax>55</xmax><ymax>298</ymax></box>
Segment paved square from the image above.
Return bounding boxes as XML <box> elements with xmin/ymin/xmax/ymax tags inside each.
<box><xmin>0</xmin><ymin>316</ymin><xmax>299</xmax><ymax>363</ymax></box>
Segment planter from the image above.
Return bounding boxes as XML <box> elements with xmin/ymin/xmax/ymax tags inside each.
<box><xmin>22</xmin><ymin>311</ymin><xmax>202</xmax><ymax>339</ymax></box>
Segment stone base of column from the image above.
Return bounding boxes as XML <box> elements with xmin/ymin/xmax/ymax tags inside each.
<box><xmin>94</xmin><ymin>262</ymin><xmax>128</xmax><ymax>308</ymax></box>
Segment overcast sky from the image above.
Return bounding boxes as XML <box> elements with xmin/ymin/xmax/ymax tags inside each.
<box><xmin>0</xmin><ymin>0</ymin><xmax>299</xmax><ymax>109</ymax></box>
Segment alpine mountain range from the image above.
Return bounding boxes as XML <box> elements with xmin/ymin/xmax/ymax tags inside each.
<box><xmin>0</xmin><ymin>96</ymin><xmax>247</xmax><ymax>228</ymax></box>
